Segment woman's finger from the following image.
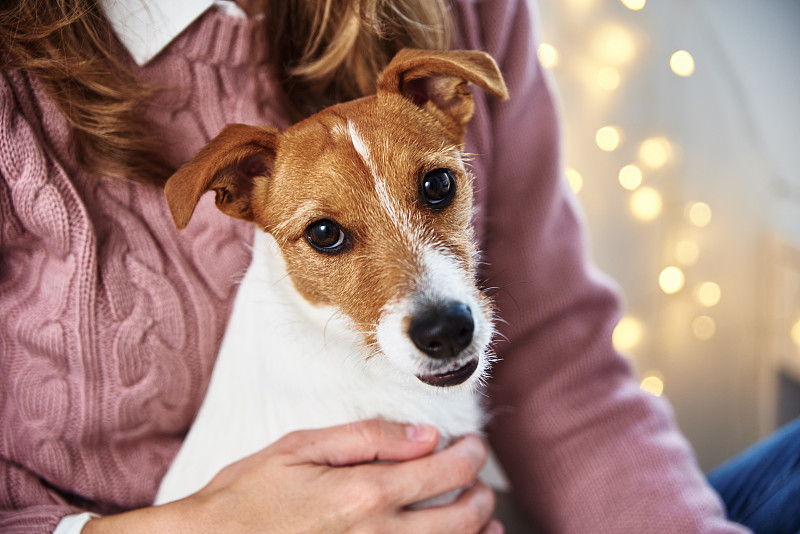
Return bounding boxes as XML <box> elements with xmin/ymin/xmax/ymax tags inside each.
<box><xmin>373</xmin><ymin>434</ymin><xmax>489</xmax><ymax>506</ymax></box>
<box><xmin>391</xmin><ymin>478</ymin><xmax>497</xmax><ymax>534</ymax></box>
<box><xmin>276</xmin><ymin>419</ymin><xmax>441</xmax><ymax>466</ymax></box>
<box><xmin>480</xmin><ymin>519</ymin><xmax>505</xmax><ymax>534</ymax></box>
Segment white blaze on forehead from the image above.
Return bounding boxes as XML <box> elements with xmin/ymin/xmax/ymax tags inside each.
<box><xmin>346</xmin><ymin>120</ymin><xmax>409</xmax><ymax>231</ymax></box>
<box><xmin>347</xmin><ymin>120</ymin><xmax>370</xmax><ymax>165</ymax></box>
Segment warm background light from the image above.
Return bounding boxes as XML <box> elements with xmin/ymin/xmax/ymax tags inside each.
<box><xmin>659</xmin><ymin>266</ymin><xmax>685</xmax><ymax>294</ymax></box>
<box><xmin>688</xmin><ymin>202</ymin><xmax>712</xmax><ymax>227</ymax></box>
<box><xmin>618</xmin><ymin>164</ymin><xmax>643</xmax><ymax>190</ymax></box>
<box><xmin>791</xmin><ymin>319</ymin><xmax>800</xmax><ymax>348</ymax></box>
<box><xmin>565</xmin><ymin>0</ymin><xmax>597</xmax><ymax>11</ymax></box>
<box><xmin>538</xmin><ymin>43</ymin><xmax>559</xmax><ymax>69</ymax></box>
<box><xmin>696</xmin><ymin>282</ymin><xmax>721</xmax><ymax>307</ymax></box>
<box><xmin>613</xmin><ymin>316</ymin><xmax>643</xmax><ymax>352</ymax></box>
<box><xmin>621</xmin><ymin>0</ymin><xmax>646</xmax><ymax>10</ymax></box>
<box><xmin>676</xmin><ymin>240</ymin><xmax>700</xmax><ymax>265</ymax></box>
<box><xmin>641</xmin><ymin>375</ymin><xmax>664</xmax><ymax>397</ymax></box>
<box><xmin>639</xmin><ymin>137</ymin><xmax>672</xmax><ymax>168</ymax></box>
<box><xmin>630</xmin><ymin>187</ymin><xmax>662</xmax><ymax>221</ymax></box>
<box><xmin>565</xmin><ymin>168</ymin><xmax>584</xmax><ymax>194</ymax></box>
<box><xmin>670</xmin><ymin>50</ymin><xmax>696</xmax><ymax>77</ymax></box>
<box><xmin>591</xmin><ymin>24</ymin><xmax>637</xmax><ymax>65</ymax></box>
<box><xmin>692</xmin><ymin>315</ymin><xmax>716</xmax><ymax>340</ymax></box>
<box><xmin>534</xmin><ymin>0</ymin><xmax>800</xmax><ymax>475</ymax></box>
<box><xmin>596</xmin><ymin>126</ymin><xmax>621</xmax><ymax>151</ymax></box>
<box><xmin>597</xmin><ymin>67</ymin><xmax>621</xmax><ymax>90</ymax></box>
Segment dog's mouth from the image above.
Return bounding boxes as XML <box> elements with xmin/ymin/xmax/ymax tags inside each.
<box><xmin>416</xmin><ymin>358</ymin><xmax>479</xmax><ymax>387</ymax></box>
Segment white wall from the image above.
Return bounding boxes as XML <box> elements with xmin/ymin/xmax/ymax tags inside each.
<box><xmin>537</xmin><ymin>0</ymin><xmax>800</xmax><ymax>470</ymax></box>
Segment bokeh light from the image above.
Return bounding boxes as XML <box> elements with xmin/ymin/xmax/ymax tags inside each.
<box><xmin>566</xmin><ymin>0</ymin><xmax>597</xmax><ymax>11</ymax></box>
<box><xmin>670</xmin><ymin>50</ymin><xmax>696</xmax><ymax>77</ymax></box>
<box><xmin>639</xmin><ymin>137</ymin><xmax>673</xmax><ymax>168</ymax></box>
<box><xmin>630</xmin><ymin>187</ymin><xmax>662</xmax><ymax>221</ymax></box>
<box><xmin>613</xmin><ymin>316</ymin><xmax>643</xmax><ymax>352</ymax></box>
<box><xmin>621</xmin><ymin>0</ymin><xmax>646</xmax><ymax>10</ymax></box>
<box><xmin>676</xmin><ymin>239</ymin><xmax>700</xmax><ymax>265</ymax></box>
<box><xmin>538</xmin><ymin>43</ymin><xmax>559</xmax><ymax>69</ymax></box>
<box><xmin>791</xmin><ymin>319</ymin><xmax>800</xmax><ymax>348</ymax></box>
<box><xmin>641</xmin><ymin>375</ymin><xmax>664</xmax><ymax>397</ymax></box>
<box><xmin>693</xmin><ymin>315</ymin><xmax>717</xmax><ymax>340</ymax></box>
<box><xmin>565</xmin><ymin>168</ymin><xmax>584</xmax><ymax>194</ymax></box>
<box><xmin>659</xmin><ymin>266</ymin><xmax>685</xmax><ymax>294</ymax></box>
<box><xmin>597</xmin><ymin>67</ymin><xmax>621</xmax><ymax>90</ymax></box>
<box><xmin>591</xmin><ymin>24</ymin><xmax>637</xmax><ymax>65</ymax></box>
<box><xmin>596</xmin><ymin>126</ymin><xmax>621</xmax><ymax>151</ymax></box>
<box><xmin>688</xmin><ymin>202</ymin><xmax>712</xmax><ymax>227</ymax></box>
<box><xmin>618</xmin><ymin>164</ymin><xmax>643</xmax><ymax>190</ymax></box>
<box><xmin>696</xmin><ymin>282</ymin><xmax>721</xmax><ymax>307</ymax></box>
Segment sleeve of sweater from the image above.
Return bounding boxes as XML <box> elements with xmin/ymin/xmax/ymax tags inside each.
<box><xmin>0</xmin><ymin>73</ymin><xmax>86</xmax><ymax>533</ymax></box>
<box><xmin>457</xmin><ymin>1</ymin><xmax>752</xmax><ymax>532</ymax></box>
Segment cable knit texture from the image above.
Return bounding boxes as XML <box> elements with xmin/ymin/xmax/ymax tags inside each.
<box><xmin>0</xmin><ymin>2</ymin><xmax>748</xmax><ymax>533</ymax></box>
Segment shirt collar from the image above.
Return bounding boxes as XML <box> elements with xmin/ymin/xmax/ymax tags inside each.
<box><xmin>100</xmin><ymin>0</ymin><xmax>247</xmax><ymax>65</ymax></box>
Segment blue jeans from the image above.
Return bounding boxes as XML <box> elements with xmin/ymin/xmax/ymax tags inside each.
<box><xmin>707</xmin><ymin>418</ymin><xmax>800</xmax><ymax>533</ymax></box>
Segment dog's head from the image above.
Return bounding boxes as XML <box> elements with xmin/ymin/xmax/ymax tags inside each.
<box><xmin>165</xmin><ymin>49</ymin><xmax>508</xmax><ymax>389</ymax></box>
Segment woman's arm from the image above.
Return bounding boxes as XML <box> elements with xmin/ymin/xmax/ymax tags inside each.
<box><xmin>452</xmin><ymin>0</ymin><xmax>749</xmax><ymax>531</ymax></box>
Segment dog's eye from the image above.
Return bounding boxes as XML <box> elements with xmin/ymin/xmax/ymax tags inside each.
<box><xmin>420</xmin><ymin>169</ymin><xmax>456</xmax><ymax>209</ymax></box>
<box><xmin>306</xmin><ymin>219</ymin><xmax>348</xmax><ymax>254</ymax></box>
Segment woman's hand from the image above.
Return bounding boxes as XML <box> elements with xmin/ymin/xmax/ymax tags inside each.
<box><xmin>83</xmin><ymin>419</ymin><xmax>502</xmax><ymax>533</ymax></box>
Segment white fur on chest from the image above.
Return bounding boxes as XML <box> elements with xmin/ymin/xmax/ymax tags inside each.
<box><xmin>155</xmin><ymin>230</ymin><xmax>484</xmax><ymax>505</ymax></box>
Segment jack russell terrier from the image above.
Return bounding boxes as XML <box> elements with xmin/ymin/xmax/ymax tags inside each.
<box><xmin>155</xmin><ymin>48</ymin><xmax>509</xmax><ymax>505</ymax></box>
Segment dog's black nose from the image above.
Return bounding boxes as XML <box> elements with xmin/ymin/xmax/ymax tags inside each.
<box><xmin>409</xmin><ymin>302</ymin><xmax>474</xmax><ymax>359</ymax></box>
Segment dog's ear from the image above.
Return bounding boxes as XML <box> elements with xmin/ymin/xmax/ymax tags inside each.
<box><xmin>164</xmin><ymin>124</ymin><xmax>279</xmax><ymax>230</ymax></box>
<box><xmin>377</xmin><ymin>49</ymin><xmax>509</xmax><ymax>130</ymax></box>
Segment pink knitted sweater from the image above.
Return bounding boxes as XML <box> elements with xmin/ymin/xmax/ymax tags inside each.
<box><xmin>0</xmin><ymin>2</ymin><xmax>747</xmax><ymax>533</ymax></box>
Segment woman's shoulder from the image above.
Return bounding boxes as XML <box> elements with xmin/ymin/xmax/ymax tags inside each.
<box><xmin>0</xmin><ymin>70</ymin><xmax>80</xmax><ymax>250</ymax></box>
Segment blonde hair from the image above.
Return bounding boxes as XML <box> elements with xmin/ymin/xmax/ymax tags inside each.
<box><xmin>0</xmin><ymin>0</ymin><xmax>452</xmax><ymax>184</ymax></box>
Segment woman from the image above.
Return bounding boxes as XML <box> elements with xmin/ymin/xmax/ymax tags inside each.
<box><xmin>0</xmin><ymin>0</ymin><xmax>770</xmax><ymax>532</ymax></box>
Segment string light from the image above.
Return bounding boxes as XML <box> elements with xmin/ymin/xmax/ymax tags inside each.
<box><xmin>688</xmin><ymin>202</ymin><xmax>712</xmax><ymax>227</ymax></box>
<box><xmin>676</xmin><ymin>239</ymin><xmax>700</xmax><ymax>265</ymax></box>
<box><xmin>630</xmin><ymin>187</ymin><xmax>662</xmax><ymax>221</ymax></box>
<box><xmin>791</xmin><ymin>319</ymin><xmax>800</xmax><ymax>348</ymax></box>
<box><xmin>566</xmin><ymin>0</ymin><xmax>597</xmax><ymax>10</ymax></box>
<box><xmin>591</xmin><ymin>24</ymin><xmax>636</xmax><ymax>65</ymax></box>
<box><xmin>692</xmin><ymin>315</ymin><xmax>716</xmax><ymax>340</ymax></box>
<box><xmin>670</xmin><ymin>50</ymin><xmax>695</xmax><ymax>77</ymax></box>
<box><xmin>659</xmin><ymin>266</ymin><xmax>685</xmax><ymax>294</ymax></box>
<box><xmin>543</xmin><ymin>4</ymin><xmax>743</xmax><ymax>412</ymax></box>
<box><xmin>639</xmin><ymin>137</ymin><xmax>672</xmax><ymax>168</ymax></box>
<box><xmin>565</xmin><ymin>168</ymin><xmax>584</xmax><ymax>194</ymax></box>
<box><xmin>641</xmin><ymin>375</ymin><xmax>664</xmax><ymax>397</ymax></box>
<box><xmin>618</xmin><ymin>164</ymin><xmax>643</xmax><ymax>190</ymax></box>
<box><xmin>613</xmin><ymin>316</ymin><xmax>643</xmax><ymax>352</ymax></box>
<box><xmin>597</xmin><ymin>67</ymin><xmax>621</xmax><ymax>90</ymax></box>
<box><xmin>696</xmin><ymin>282</ymin><xmax>721</xmax><ymax>307</ymax></box>
<box><xmin>538</xmin><ymin>43</ymin><xmax>559</xmax><ymax>69</ymax></box>
<box><xmin>596</xmin><ymin>126</ymin><xmax>621</xmax><ymax>151</ymax></box>
<box><xmin>621</xmin><ymin>0</ymin><xmax>646</xmax><ymax>10</ymax></box>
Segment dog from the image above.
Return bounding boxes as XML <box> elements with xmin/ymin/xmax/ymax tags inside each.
<box><xmin>155</xmin><ymin>48</ymin><xmax>509</xmax><ymax>505</ymax></box>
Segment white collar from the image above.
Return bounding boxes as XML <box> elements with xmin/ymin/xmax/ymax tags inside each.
<box><xmin>100</xmin><ymin>0</ymin><xmax>247</xmax><ymax>65</ymax></box>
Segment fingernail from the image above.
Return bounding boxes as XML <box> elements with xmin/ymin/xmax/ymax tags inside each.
<box><xmin>405</xmin><ymin>424</ymin><xmax>437</xmax><ymax>442</ymax></box>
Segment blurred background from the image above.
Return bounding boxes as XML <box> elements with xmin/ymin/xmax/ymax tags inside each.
<box><xmin>535</xmin><ymin>0</ymin><xmax>800</xmax><ymax>471</ymax></box>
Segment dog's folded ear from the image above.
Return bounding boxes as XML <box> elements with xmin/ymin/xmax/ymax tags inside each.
<box><xmin>164</xmin><ymin>124</ymin><xmax>279</xmax><ymax>230</ymax></box>
<box><xmin>377</xmin><ymin>49</ymin><xmax>509</xmax><ymax>133</ymax></box>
